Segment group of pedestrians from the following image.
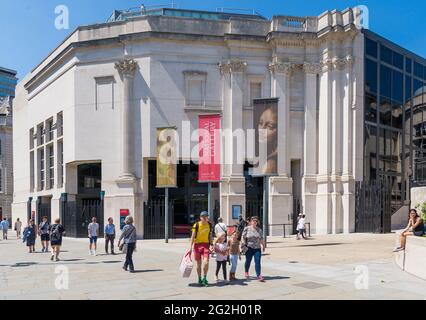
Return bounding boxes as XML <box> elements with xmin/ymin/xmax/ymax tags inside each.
<box><xmin>188</xmin><ymin>211</ymin><xmax>266</xmax><ymax>287</ymax></box>
<box><xmin>13</xmin><ymin>214</ymin><xmax>136</xmax><ymax>271</ymax></box>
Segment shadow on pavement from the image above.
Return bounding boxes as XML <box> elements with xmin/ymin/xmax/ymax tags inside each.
<box><xmin>130</xmin><ymin>269</ymin><xmax>164</xmax><ymax>273</ymax></box>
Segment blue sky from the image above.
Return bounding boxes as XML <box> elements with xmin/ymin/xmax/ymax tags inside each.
<box><xmin>1</xmin><ymin>0</ymin><xmax>425</xmax><ymax>79</ymax></box>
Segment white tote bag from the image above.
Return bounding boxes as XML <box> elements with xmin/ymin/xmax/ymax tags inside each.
<box><xmin>179</xmin><ymin>252</ymin><xmax>193</xmax><ymax>278</ymax></box>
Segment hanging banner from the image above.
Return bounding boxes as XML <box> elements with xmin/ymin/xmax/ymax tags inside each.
<box><xmin>252</xmin><ymin>98</ymin><xmax>279</xmax><ymax>176</ymax></box>
<box><xmin>198</xmin><ymin>114</ymin><xmax>221</xmax><ymax>182</ymax></box>
<box><xmin>156</xmin><ymin>127</ymin><xmax>177</xmax><ymax>188</ymax></box>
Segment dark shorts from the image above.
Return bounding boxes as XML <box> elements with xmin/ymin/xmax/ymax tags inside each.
<box><xmin>414</xmin><ymin>231</ymin><xmax>424</xmax><ymax>237</ymax></box>
<box><xmin>90</xmin><ymin>236</ymin><xmax>98</xmax><ymax>244</ymax></box>
<box><xmin>41</xmin><ymin>234</ymin><xmax>50</xmax><ymax>241</ymax></box>
<box><xmin>51</xmin><ymin>240</ymin><xmax>62</xmax><ymax>246</ymax></box>
<box><xmin>26</xmin><ymin>238</ymin><xmax>35</xmax><ymax>246</ymax></box>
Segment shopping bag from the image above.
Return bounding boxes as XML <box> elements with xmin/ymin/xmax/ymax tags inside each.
<box><xmin>179</xmin><ymin>252</ymin><xmax>193</xmax><ymax>278</ymax></box>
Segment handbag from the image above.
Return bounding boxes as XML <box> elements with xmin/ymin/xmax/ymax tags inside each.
<box><xmin>179</xmin><ymin>252</ymin><xmax>193</xmax><ymax>278</ymax></box>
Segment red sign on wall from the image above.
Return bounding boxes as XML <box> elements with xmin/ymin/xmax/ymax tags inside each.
<box><xmin>198</xmin><ymin>114</ymin><xmax>221</xmax><ymax>182</ymax></box>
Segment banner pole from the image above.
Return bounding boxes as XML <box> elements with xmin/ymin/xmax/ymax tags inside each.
<box><xmin>263</xmin><ymin>176</ymin><xmax>268</xmax><ymax>248</ymax></box>
<box><xmin>208</xmin><ymin>182</ymin><xmax>212</xmax><ymax>219</ymax></box>
<box><xmin>165</xmin><ymin>188</ymin><xmax>169</xmax><ymax>244</ymax></box>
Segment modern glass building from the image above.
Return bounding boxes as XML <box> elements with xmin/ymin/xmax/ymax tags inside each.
<box><xmin>362</xmin><ymin>30</ymin><xmax>426</xmax><ymax>231</ymax></box>
<box><xmin>0</xmin><ymin>67</ymin><xmax>17</xmax><ymax>98</ymax></box>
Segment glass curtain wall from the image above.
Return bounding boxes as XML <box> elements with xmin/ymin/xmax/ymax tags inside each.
<box><xmin>364</xmin><ymin>32</ymin><xmax>426</xmax><ymax>209</ymax></box>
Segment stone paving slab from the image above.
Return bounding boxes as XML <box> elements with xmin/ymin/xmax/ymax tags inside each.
<box><xmin>0</xmin><ymin>233</ymin><xmax>424</xmax><ymax>300</ymax></box>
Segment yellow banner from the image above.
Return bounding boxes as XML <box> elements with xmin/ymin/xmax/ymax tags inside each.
<box><xmin>156</xmin><ymin>127</ymin><xmax>177</xmax><ymax>188</ymax></box>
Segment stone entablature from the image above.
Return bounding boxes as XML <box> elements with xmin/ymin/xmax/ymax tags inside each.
<box><xmin>25</xmin><ymin>8</ymin><xmax>360</xmax><ymax>89</ymax></box>
<box><xmin>218</xmin><ymin>60</ymin><xmax>248</xmax><ymax>75</ymax></box>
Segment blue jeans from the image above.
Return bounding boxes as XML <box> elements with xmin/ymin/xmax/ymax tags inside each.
<box><xmin>230</xmin><ymin>254</ymin><xmax>239</xmax><ymax>273</ymax></box>
<box><xmin>244</xmin><ymin>247</ymin><xmax>262</xmax><ymax>277</ymax></box>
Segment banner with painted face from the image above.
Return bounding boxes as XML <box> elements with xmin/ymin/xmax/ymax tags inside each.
<box><xmin>156</xmin><ymin>127</ymin><xmax>178</xmax><ymax>188</ymax></box>
<box><xmin>252</xmin><ymin>98</ymin><xmax>279</xmax><ymax>176</ymax></box>
<box><xmin>198</xmin><ymin>114</ymin><xmax>221</xmax><ymax>182</ymax></box>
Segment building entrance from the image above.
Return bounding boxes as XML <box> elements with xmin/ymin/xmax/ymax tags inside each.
<box><xmin>145</xmin><ymin>160</ymin><xmax>218</xmax><ymax>239</ymax></box>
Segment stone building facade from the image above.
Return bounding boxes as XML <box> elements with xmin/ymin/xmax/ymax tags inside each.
<box><xmin>12</xmin><ymin>7</ymin><xmax>368</xmax><ymax>237</ymax></box>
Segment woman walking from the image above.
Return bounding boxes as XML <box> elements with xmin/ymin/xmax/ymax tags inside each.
<box><xmin>49</xmin><ymin>218</ymin><xmax>66</xmax><ymax>261</ymax></box>
<box><xmin>241</xmin><ymin>216</ymin><xmax>265</xmax><ymax>282</ymax></box>
<box><xmin>38</xmin><ymin>216</ymin><xmax>50</xmax><ymax>252</ymax></box>
<box><xmin>118</xmin><ymin>216</ymin><xmax>137</xmax><ymax>273</ymax></box>
<box><xmin>24</xmin><ymin>219</ymin><xmax>37</xmax><ymax>253</ymax></box>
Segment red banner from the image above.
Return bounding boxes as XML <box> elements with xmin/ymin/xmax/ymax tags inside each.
<box><xmin>198</xmin><ymin>114</ymin><xmax>221</xmax><ymax>182</ymax></box>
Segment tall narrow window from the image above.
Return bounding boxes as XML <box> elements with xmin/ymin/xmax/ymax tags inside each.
<box><xmin>46</xmin><ymin>119</ymin><xmax>54</xmax><ymax>142</ymax></box>
<box><xmin>30</xmin><ymin>151</ymin><xmax>34</xmax><ymax>192</ymax></box>
<box><xmin>57</xmin><ymin>112</ymin><xmax>63</xmax><ymax>137</ymax></box>
<box><xmin>48</xmin><ymin>144</ymin><xmax>54</xmax><ymax>189</ymax></box>
<box><xmin>29</xmin><ymin>128</ymin><xmax>34</xmax><ymax>149</ymax></box>
<box><xmin>0</xmin><ymin>169</ymin><xmax>3</xmax><ymax>193</ymax></box>
<box><xmin>57</xmin><ymin>140</ymin><xmax>63</xmax><ymax>188</ymax></box>
<box><xmin>38</xmin><ymin>149</ymin><xmax>45</xmax><ymax>190</ymax></box>
<box><xmin>37</xmin><ymin>124</ymin><xmax>44</xmax><ymax>146</ymax></box>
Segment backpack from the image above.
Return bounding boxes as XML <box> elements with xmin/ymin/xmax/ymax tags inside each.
<box><xmin>194</xmin><ymin>221</ymin><xmax>213</xmax><ymax>244</ymax></box>
<box><xmin>50</xmin><ymin>224</ymin><xmax>61</xmax><ymax>241</ymax></box>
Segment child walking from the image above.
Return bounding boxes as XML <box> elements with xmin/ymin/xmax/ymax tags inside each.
<box><xmin>228</xmin><ymin>231</ymin><xmax>241</xmax><ymax>281</ymax></box>
<box><xmin>214</xmin><ymin>232</ymin><xmax>229</xmax><ymax>282</ymax></box>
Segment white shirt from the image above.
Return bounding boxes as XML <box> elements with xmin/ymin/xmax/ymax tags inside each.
<box><xmin>215</xmin><ymin>243</ymin><xmax>228</xmax><ymax>262</ymax></box>
<box><xmin>88</xmin><ymin>223</ymin><xmax>99</xmax><ymax>237</ymax></box>
<box><xmin>215</xmin><ymin>223</ymin><xmax>227</xmax><ymax>236</ymax></box>
<box><xmin>297</xmin><ymin>218</ymin><xmax>306</xmax><ymax>230</ymax></box>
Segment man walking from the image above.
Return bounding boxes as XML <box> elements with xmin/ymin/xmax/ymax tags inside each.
<box><xmin>104</xmin><ymin>217</ymin><xmax>116</xmax><ymax>254</ymax></box>
<box><xmin>88</xmin><ymin>217</ymin><xmax>99</xmax><ymax>256</ymax></box>
<box><xmin>0</xmin><ymin>218</ymin><xmax>9</xmax><ymax>240</ymax></box>
<box><xmin>188</xmin><ymin>211</ymin><xmax>213</xmax><ymax>287</ymax></box>
<box><xmin>14</xmin><ymin>218</ymin><xmax>22</xmax><ymax>239</ymax></box>
<box><xmin>38</xmin><ymin>216</ymin><xmax>50</xmax><ymax>252</ymax></box>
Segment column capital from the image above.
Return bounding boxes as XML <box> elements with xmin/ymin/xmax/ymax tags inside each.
<box><xmin>269</xmin><ymin>61</ymin><xmax>297</xmax><ymax>75</ymax></box>
<box><xmin>321</xmin><ymin>55</ymin><xmax>354</xmax><ymax>72</ymax></box>
<box><xmin>219</xmin><ymin>59</ymin><xmax>247</xmax><ymax>75</ymax></box>
<box><xmin>302</xmin><ymin>62</ymin><xmax>322</xmax><ymax>75</ymax></box>
<box><xmin>115</xmin><ymin>59</ymin><xmax>138</xmax><ymax>76</ymax></box>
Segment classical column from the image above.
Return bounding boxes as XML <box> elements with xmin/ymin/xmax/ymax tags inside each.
<box><xmin>341</xmin><ymin>55</ymin><xmax>355</xmax><ymax>233</ymax></box>
<box><xmin>316</xmin><ymin>58</ymin><xmax>333</xmax><ymax>235</ymax></box>
<box><xmin>115</xmin><ymin>59</ymin><xmax>138</xmax><ymax>180</ymax></box>
<box><xmin>302</xmin><ymin>62</ymin><xmax>321</xmax><ymax>231</ymax></box>
<box><xmin>268</xmin><ymin>61</ymin><xmax>296</xmax><ymax>236</ymax></box>
<box><xmin>218</xmin><ymin>59</ymin><xmax>247</xmax><ymax>226</ymax></box>
<box><xmin>269</xmin><ymin>61</ymin><xmax>296</xmax><ymax>177</ymax></box>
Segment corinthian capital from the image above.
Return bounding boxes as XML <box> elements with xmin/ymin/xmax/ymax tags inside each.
<box><xmin>219</xmin><ymin>59</ymin><xmax>247</xmax><ymax>75</ymax></box>
<box><xmin>332</xmin><ymin>55</ymin><xmax>354</xmax><ymax>71</ymax></box>
<box><xmin>115</xmin><ymin>59</ymin><xmax>138</xmax><ymax>76</ymax></box>
<box><xmin>302</xmin><ymin>62</ymin><xmax>322</xmax><ymax>75</ymax></box>
<box><xmin>269</xmin><ymin>62</ymin><xmax>297</xmax><ymax>75</ymax></box>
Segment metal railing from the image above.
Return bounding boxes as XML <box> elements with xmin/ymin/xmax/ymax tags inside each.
<box><xmin>266</xmin><ymin>223</ymin><xmax>311</xmax><ymax>238</ymax></box>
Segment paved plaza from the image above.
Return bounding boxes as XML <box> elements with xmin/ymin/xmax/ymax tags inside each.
<box><xmin>0</xmin><ymin>233</ymin><xmax>424</xmax><ymax>300</ymax></box>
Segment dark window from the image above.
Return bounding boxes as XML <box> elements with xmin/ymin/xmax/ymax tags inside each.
<box><xmin>366</xmin><ymin>38</ymin><xmax>378</xmax><ymax>58</ymax></box>
<box><xmin>365</xmin><ymin>94</ymin><xmax>377</xmax><ymax>122</ymax></box>
<box><xmin>380</xmin><ymin>96</ymin><xmax>392</xmax><ymax>127</ymax></box>
<box><xmin>424</xmin><ymin>66</ymin><xmax>426</xmax><ymax>81</ymax></box>
<box><xmin>364</xmin><ymin>125</ymin><xmax>377</xmax><ymax>181</ymax></box>
<box><xmin>392</xmin><ymin>71</ymin><xmax>403</xmax><ymax>103</ymax></box>
<box><xmin>405</xmin><ymin>76</ymin><xmax>412</xmax><ymax>103</ymax></box>
<box><xmin>380</xmin><ymin>65</ymin><xmax>392</xmax><ymax>99</ymax></box>
<box><xmin>391</xmin><ymin>102</ymin><xmax>403</xmax><ymax>129</ymax></box>
<box><xmin>406</xmin><ymin>58</ymin><xmax>412</xmax><ymax>74</ymax></box>
<box><xmin>414</xmin><ymin>79</ymin><xmax>424</xmax><ymax>98</ymax></box>
<box><xmin>380</xmin><ymin>45</ymin><xmax>393</xmax><ymax>65</ymax></box>
<box><xmin>414</xmin><ymin>62</ymin><xmax>423</xmax><ymax>78</ymax></box>
<box><xmin>393</xmin><ymin>52</ymin><xmax>404</xmax><ymax>70</ymax></box>
<box><xmin>366</xmin><ymin>59</ymin><xmax>378</xmax><ymax>94</ymax></box>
